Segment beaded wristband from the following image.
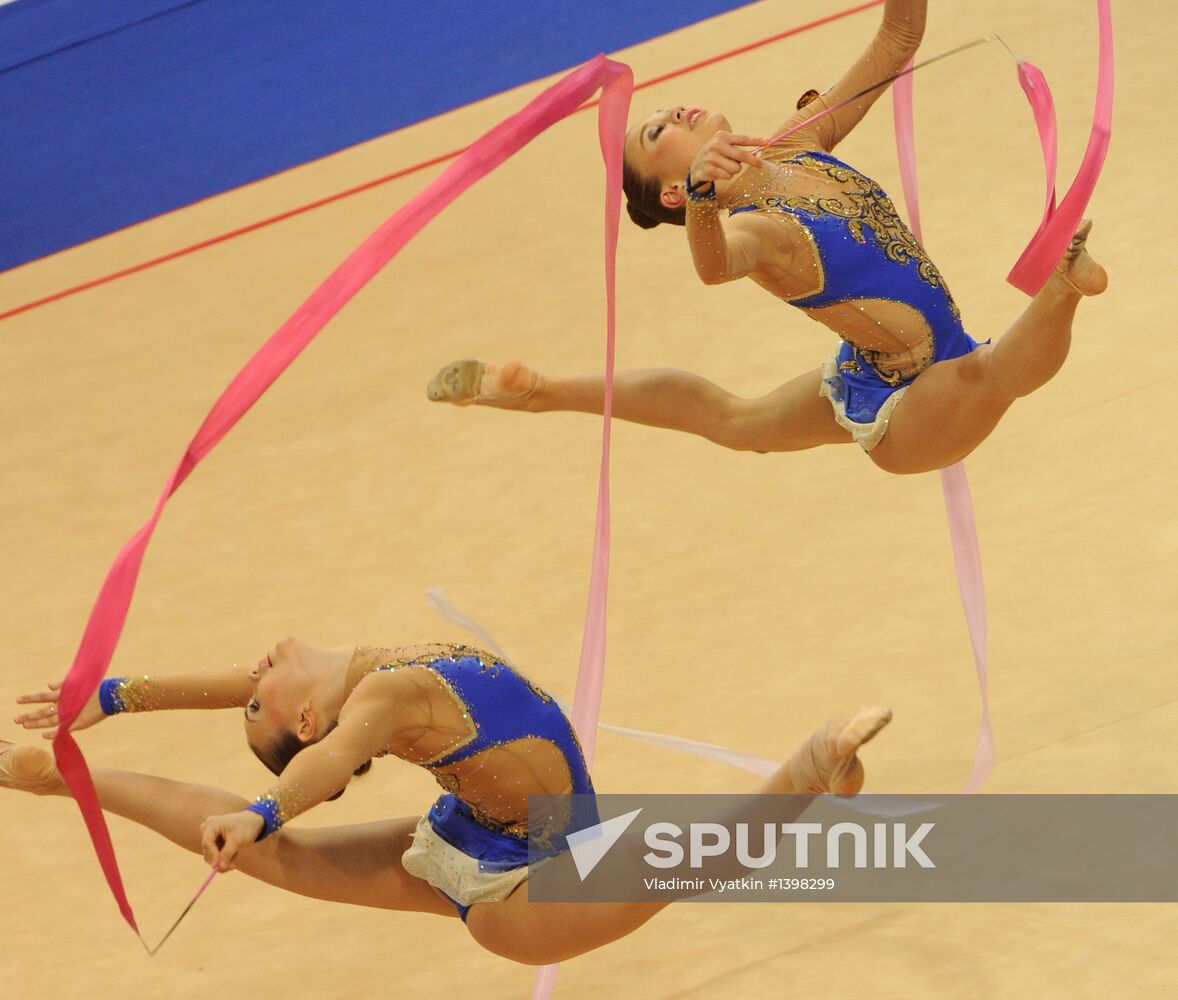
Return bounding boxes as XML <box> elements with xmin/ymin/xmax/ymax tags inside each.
<box><xmin>98</xmin><ymin>677</ymin><xmax>129</xmax><ymax>715</ymax></box>
<box><xmin>685</xmin><ymin>173</ymin><xmax>717</xmax><ymax>202</ymax></box>
<box><xmin>245</xmin><ymin>796</ymin><xmax>284</xmax><ymax>840</ymax></box>
<box><xmin>97</xmin><ymin>675</ymin><xmax>155</xmax><ymax>714</ymax></box>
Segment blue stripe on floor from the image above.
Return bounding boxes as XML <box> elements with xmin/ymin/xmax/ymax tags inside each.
<box><xmin>0</xmin><ymin>0</ymin><xmax>755</xmax><ymax>272</ymax></box>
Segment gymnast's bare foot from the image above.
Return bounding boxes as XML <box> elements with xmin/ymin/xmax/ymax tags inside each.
<box><xmin>0</xmin><ymin>739</ymin><xmax>65</xmax><ymax>796</ymax></box>
<box><xmin>1054</xmin><ymin>219</ymin><xmax>1107</xmax><ymax>296</ymax></box>
<box><xmin>426</xmin><ymin>360</ymin><xmax>538</xmax><ymax>408</ymax></box>
<box><xmin>783</xmin><ymin>707</ymin><xmax>892</xmax><ymax>796</ymax></box>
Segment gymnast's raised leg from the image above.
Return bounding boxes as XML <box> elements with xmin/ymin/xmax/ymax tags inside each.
<box><xmin>868</xmin><ymin>220</ymin><xmax>1107</xmax><ymax>474</ymax></box>
<box><xmin>427</xmin><ymin>222</ymin><xmax>1105</xmax><ymax>470</ymax></box>
<box><xmin>464</xmin><ymin>706</ymin><xmax>890</xmax><ymax>963</ymax></box>
<box><xmin>427</xmin><ymin>361</ymin><xmax>851</xmax><ymax>453</ymax></box>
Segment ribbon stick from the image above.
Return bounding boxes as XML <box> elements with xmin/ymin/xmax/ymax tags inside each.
<box><xmin>757</xmin><ymin>38</ymin><xmax>990</xmax><ymax>154</ymax></box>
<box><xmin>144</xmin><ymin>869</ymin><xmax>219</xmax><ymax>956</ymax></box>
<box><xmin>892</xmin><ymin>61</ymin><xmax>995</xmax><ymax>791</ymax></box>
<box><xmin>1007</xmin><ymin>0</ymin><xmax>1114</xmax><ymax>294</ymax></box>
<box><xmin>52</xmin><ymin>54</ymin><xmax>634</xmax><ymax>941</ymax></box>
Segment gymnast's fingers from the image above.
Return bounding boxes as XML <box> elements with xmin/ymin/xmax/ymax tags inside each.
<box><xmin>14</xmin><ymin>682</ymin><xmax>62</xmax><ymax>706</ymax></box>
<box><xmin>200</xmin><ymin>817</ymin><xmax>223</xmax><ymax>870</ymax></box>
<box><xmin>718</xmin><ymin>132</ymin><xmax>769</xmax><ymax>148</ymax></box>
<box><xmin>713</xmin><ymin>133</ymin><xmax>768</xmax><ymax>167</ymax></box>
<box><xmin>13</xmin><ymin>704</ymin><xmax>60</xmax><ymax>729</ymax></box>
<box><xmin>691</xmin><ymin>133</ymin><xmax>766</xmax><ymax>182</ymax></box>
<box><xmin>694</xmin><ymin>150</ymin><xmax>745</xmax><ymax>182</ymax></box>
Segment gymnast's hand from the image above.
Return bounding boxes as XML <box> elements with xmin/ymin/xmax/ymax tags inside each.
<box><xmin>13</xmin><ymin>680</ymin><xmax>105</xmax><ymax>739</ymax></box>
<box><xmin>201</xmin><ymin>810</ymin><xmax>265</xmax><ymax>872</ymax></box>
<box><xmin>689</xmin><ymin>131</ymin><xmax>767</xmax><ymax>184</ymax></box>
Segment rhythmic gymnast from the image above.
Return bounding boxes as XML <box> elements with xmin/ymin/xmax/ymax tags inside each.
<box><xmin>427</xmin><ymin>0</ymin><xmax>1106</xmax><ymax>474</ymax></box>
<box><xmin>5</xmin><ymin>638</ymin><xmax>890</xmax><ymax>964</ymax></box>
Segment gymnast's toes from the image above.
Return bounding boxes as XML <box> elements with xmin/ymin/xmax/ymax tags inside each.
<box><xmin>0</xmin><ymin>739</ymin><xmax>64</xmax><ymax>795</ymax></box>
<box><xmin>426</xmin><ymin>359</ymin><xmax>537</xmax><ymax>407</ymax></box>
<box><xmin>1056</xmin><ymin>218</ymin><xmax>1108</xmax><ymax>297</ymax></box>
<box><xmin>827</xmin><ymin>706</ymin><xmax>891</xmax><ymax>797</ymax></box>
<box><xmin>426</xmin><ymin>360</ymin><xmax>486</xmax><ymax>405</ymax></box>
<box><xmin>784</xmin><ymin>707</ymin><xmax>891</xmax><ymax>796</ymax></box>
<box><xmin>834</xmin><ymin>706</ymin><xmax>892</xmax><ymax>756</ymax></box>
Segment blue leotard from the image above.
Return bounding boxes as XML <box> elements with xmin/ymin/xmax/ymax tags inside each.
<box><xmin>373</xmin><ymin>645</ymin><xmax>594</xmax><ymax>919</ymax></box>
<box><xmin>730</xmin><ymin>150</ymin><xmax>981</xmax><ymax>428</ymax></box>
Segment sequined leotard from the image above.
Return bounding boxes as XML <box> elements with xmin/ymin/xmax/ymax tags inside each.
<box><xmin>373</xmin><ymin>645</ymin><xmax>594</xmax><ymax>919</ymax></box>
<box><xmin>730</xmin><ymin>150</ymin><xmax>981</xmax><ymax>446</ymax></box>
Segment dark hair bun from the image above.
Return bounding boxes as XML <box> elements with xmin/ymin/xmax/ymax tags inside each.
<box><xmin>325</xmin><ymin>758</ymin><xmax>373</xmax><ymax>802</ymax></box>
<box><xmin>626</xmin><ymin>200</ymin><xmax>661</xmax><ymax>230</ymax></box>
<box><xmin>796</xmin><ymin>88</ymin><xmax>821</xmax><ymax>110</ymax></box>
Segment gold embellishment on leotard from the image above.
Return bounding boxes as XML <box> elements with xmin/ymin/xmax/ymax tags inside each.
<box><xmin>368</xmin><ymin>643</ymin><xmax>581</xmax><ymax>840</ymax></box>
<box><xmin>854</xmin><ymin>336</ymin><xmax>936</xmax><ymax>387</ymax></box>
<box><xmin>790</xmin><ymin>155</ymin><xmax>960</xmax><ymax>318</ymax></box>
<box><xmin>440</xmin><ymin>644</ymin><xmax>557</xmax><ymax>706</ymax></box>
<box><xmin>367</xmin><ymin>644</ymin><xmax>555</xmax><ymax>767</ymax></box>
<box><xmin>429</xmin><ymin>735</ymin><xmax>576</xmax><ymax>840</ymax></box>
<box><xmin>735</xmin><ymin>155</ymin><xmax>960</xmax><ymax>319</ymax></box>
<box><xmin>369</xmin><ymin>642</ymin><xmax>503</xmax><ymax>674</ymax></box>
<box><xmin>367</xmin><ymin>647</ymin><xmax>481</xmax><ymax>765</ymax></box>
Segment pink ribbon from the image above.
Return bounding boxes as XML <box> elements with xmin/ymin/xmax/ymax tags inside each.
<box><xmin>892</xmin><ymin>62</ymin><xmax>995</xmax><ymax>792</ymax></box>
<box><xmin>889</xmin><ymin>0</ymin><xmax>1114</xmax><ymax>791</ymax></box>
<box><xmin>1015</xmin><ymin>55</ymin><xmax>1059</xmax><ymax>226</ymax></box>
<box><xmin>567</xmin><ymin>67</ymin><xmax>628</xmax><ymax>766</ymax></box>
<box><xmin>52</xmin><ymin>4</ymin><xmax>1114</xmax><ymax>981</ymax></box>
<box><xmin>532</xmin><ymin>61</ymin><xmax>631</xmax><ymax>1000</ymax></box>
<box><xmin>1007</xmin><ymin>0</ymin><xmax>1113</xmax><ymax>294</ymax></box>
<box><xmin>52</xmin><ymin>54</ymin><xmax>634</xmax><ymax>941</ymax></box>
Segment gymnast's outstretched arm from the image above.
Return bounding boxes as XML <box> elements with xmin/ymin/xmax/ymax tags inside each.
<box><xmin>14</xmin><ymin>664</ymin><xmax>255</xmax><ymax>737</ymax></box>
<box><xmin>769</xmin><ymin>0</ymin><xmax>927</xmax><ymax>154</ymax></box>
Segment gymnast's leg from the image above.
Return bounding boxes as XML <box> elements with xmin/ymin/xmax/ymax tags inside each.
<box><xmin>870</xmin><ymin>220</ymin><xmax>1107</xmax><ymax>475</ymax></box>
<box><xmin>427</xmin><ymin>361</ymin><xmax>851</xmax><ymax>453</ymax></box>
<box><xmin>464</xmin><ymin>707</ymin><xmax>891</xmax><ymax>965</ymax></box>
<box><xmin>0</xmin><ymin>741</ymin><xmax>453</xmax><ymax>917</ymax></box>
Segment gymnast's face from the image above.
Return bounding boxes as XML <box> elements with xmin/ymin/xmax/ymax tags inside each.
<box><xmin>626</xmin><ymin>106</ymin><xmax>731</xmax><ymax>193</ymax></box>
<box><xmin>242</xmin><ymin>636</ymin><xmax>317</xmax><ymax>753</ymax></box>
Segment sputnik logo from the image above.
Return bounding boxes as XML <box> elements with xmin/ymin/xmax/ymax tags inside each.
<box><xmin>566</xmin><ymin>808</ymin><xmax>644</xmax><ymax>880</ymax></box>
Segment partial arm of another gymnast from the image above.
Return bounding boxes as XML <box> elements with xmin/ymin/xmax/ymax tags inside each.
<box><xmin>769</xmin><ymin>0</ymin><xmax>926</xmax><ymax>153</ymax></box>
